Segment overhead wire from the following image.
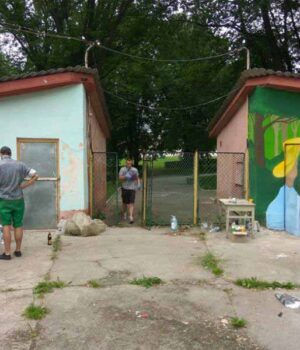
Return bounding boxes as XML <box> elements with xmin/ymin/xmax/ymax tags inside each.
<box><xmin>0</xmin><ymin>20</ymin><xmax>244</xmax><ymax>63</ymax></box>
<box><xmin>0</xmin><ymin>20</ymin><xmax>240</xmax><ymax>111</ymax></box>
<box><xmin>103</xmin><ymin>88</ymin><xmax>238</xmax><ymax>111</ymax></box>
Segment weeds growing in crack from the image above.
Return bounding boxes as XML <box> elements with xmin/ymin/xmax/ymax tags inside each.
<box><xmin>27</xmin><ymin>323</ymin><xmax>39</xmax><ymax>338</ymax></box>
<box><xmin>33</xmin><ymin>279</ymin><xmax>66</xmax><ymax>297</ymax></box>
<box><xmin>230</xmin><ymin>317</ymin><xmax>247</xmax><ymax>328</ymax></box>
<box><xmin>87</xmin><ymin>279</ymin><xmax>103</xmax><ymax>288</ymax></box>
<box><xmin>23</xmin><ymin>304</ymin><xmax>49</xmax><ymax>320</ymax></box>
<box><xmin>51</xmin><ymin>235</ymin><xmax>62</xmax><ymax>260</ymax></box>
<box><xmin>130</xmin><ymin>276</ymin><xmax>163</xmax><ymax>288</ymax></box>
<box><xmin>235</xmin><ymin>277</ymin><xmax>297</xmax><ymax>290</ymax></box>
<box><xmin>199</xmin><ymin>252</ymin><xmax>224</xmax><ymax>276</ymax></box>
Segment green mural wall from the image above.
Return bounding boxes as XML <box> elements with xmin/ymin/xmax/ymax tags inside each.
<box><xmin>249</xmin><ymin>86</ymin><xmax>300</xmax><ymax>226</ymax></box>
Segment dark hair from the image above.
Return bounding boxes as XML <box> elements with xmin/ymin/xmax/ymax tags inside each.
<box><xmin>126</xmin><ymin>158</ymin><xmax>133</xmax><ymax>162</ymax></box>
<box><xmin>0</xmin><ymin>146</ymin><xmax>12</xmax><ymax>156</ymax></box>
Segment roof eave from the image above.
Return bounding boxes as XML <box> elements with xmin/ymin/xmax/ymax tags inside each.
<box><xmin>0</xmin><ymin>69</ymin><xmax>111</xmax><ymax>138</ymax></box>
<box><xmin>209</xmin><ymin>74</ymin><xmax>300</xmax><ymax>138</ymax></box>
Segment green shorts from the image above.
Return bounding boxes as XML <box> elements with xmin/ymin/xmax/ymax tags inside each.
<box><xmin>0</xmin><ymin>198</ymin><xmax>25</xmax><ymax>228</ymax></box>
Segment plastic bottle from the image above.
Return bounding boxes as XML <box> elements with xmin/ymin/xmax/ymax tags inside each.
<box><xmin>170</xmin><ymin>215</ymin><xmax>178</xmax><ymax>232</ymax></box>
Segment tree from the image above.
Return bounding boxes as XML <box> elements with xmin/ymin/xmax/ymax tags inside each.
<box><xmin>1</xmin><ymin>0</ymin><xmax>297</xmax><ymax>160</ymax></box>
<box><xmin>184</xmin><ymin>0</ymin><xmax>300</xmax><ymax>71</ymax></box>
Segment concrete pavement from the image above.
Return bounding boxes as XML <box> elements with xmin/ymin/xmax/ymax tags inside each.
<box><xmin>1</xmin><ymin>227</ymin><xmax>300</xmax><ymax>349</ymax></box>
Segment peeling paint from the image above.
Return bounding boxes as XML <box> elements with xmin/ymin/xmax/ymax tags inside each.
<box><xmin>61</xmin><ymin>142</ymin><xmax>81</xmax><ymax>195</ymax></box>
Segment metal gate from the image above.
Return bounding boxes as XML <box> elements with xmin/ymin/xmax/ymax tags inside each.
<box><xmin>142</xmin><ymin>151</ymin><xmax>245</xmax><ymax>228</ymax></box>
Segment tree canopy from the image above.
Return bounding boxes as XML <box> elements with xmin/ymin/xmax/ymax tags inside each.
<box><xmin>0</xmin><ymin>0</ymin><xmax>299</xmax><ymax>162</ymax></box>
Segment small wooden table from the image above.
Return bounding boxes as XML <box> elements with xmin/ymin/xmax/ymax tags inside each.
<box><xmin>219</xmin><ymin>199</ymin><xmax>255</xmax><ymax>235</ymax></box>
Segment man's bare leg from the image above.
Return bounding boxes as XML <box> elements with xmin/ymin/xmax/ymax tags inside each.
<box><xmin>14</xmin><ymin>227</ymin><xmax>23</xmax><ymax>252</ymax></box>
<box><xmin>128</xmin><ymin>204</ymin><xmax>134</xmax><ymax>223</ymax></box>
<box><xmin>3</xmin><ymin>225</ymin><xmax>11</xmax><ymax>255</ymax></box>
<box><xmin>122</xmin><ymin>203</ymin><xmax>127</xmax><ymax>219</ymax></box>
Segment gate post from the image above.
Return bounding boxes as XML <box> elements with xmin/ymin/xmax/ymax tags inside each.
<box><xmin>142</xmin><ymin>159</ymin><xmax>148</xmax><ymax>226</ymax></box>
<box><xmin>193</xmin><ymin>150</ymin><xmax>199</xmax><ymax>225</ymax></box>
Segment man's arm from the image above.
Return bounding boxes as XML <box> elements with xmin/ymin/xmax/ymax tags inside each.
<box><xmin>119</xmin><ymin>168</ymin><xmax>132</xmax><ymax>181</ymax></box>
<box><xmin>20</xmin><ymin>174</ymin><xmax>39</xmax><ymax>189</ymax></box>
<box><xmin>20</xmin><ymin>168</ymin><xmax>39</xmax><ymax>189</ymax></box>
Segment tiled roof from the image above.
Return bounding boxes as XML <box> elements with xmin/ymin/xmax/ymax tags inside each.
<box><xmin>208</xmin><ymin>68</ymin><xmax>300</xmax><ymax>132</ymax></box>
<box><xmin>0</xmin><ymin>66</ymin><xmax>97</xmax><ymax>82</ymax></box>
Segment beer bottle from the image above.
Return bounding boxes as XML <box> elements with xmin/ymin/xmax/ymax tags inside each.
<box><xmin>48</xmin><ymin>233</ymin><xmax>52</xmax><ymax>246</ymax></box>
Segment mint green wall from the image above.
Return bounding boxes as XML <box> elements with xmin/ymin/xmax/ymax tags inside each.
<box><xmin>0</xmin><ymin>85</ymin><xmax>88</xmax><ymax>212</ymax></box>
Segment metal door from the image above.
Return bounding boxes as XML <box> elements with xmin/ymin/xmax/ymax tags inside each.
<box><xmin>18</xmin><ymin>139</ymin><xmax>59</xmax><ymax>229</ymax></box>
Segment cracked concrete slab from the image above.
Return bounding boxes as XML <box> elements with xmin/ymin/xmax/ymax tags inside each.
<box><xmin>34</xmin><ymin>286</ymin><xmax>261</xmax><ymax>350</ymax></box>
<box><xmin>3</xmin><ymin>227</ymin><xmax>300</xmax><ymax>349</ymax></box>
<box><xmin>0</xmin><ymin>289</ymin><xmax>37</xmax><ymax>350</ymax></box>
<box><xmin>206</xmin><ymin>229</ymin><xmax>300</xmax><ymax>284</ymax></box>
<box><xmin>0</xmin><ymin>231</ymin><xmax>54</xmax><ymax>290</ymax></box>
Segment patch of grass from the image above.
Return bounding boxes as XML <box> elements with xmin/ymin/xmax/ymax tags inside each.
<box><xmin>235</xmin><ymin>277</ymin><xmax>297</xmax><ymax>290</ymax></box>
<box><xmin>198</xmin><ymin>231</ymin><xmax>206</xmax><ymax>241</ymax></box>
<box><xmin>33</xmin><ymin>280</ymin><xmax>66</xmax><ymax>297</ymax></box>
<box><xmin>52</xmin><ymin>235</ymin><xmax>62</xmax><ymax>253</ymax></box>
<box><xmin>200</xmin><ymin>252</ymin><xmax>224</xmax><ymax>276</ymax></box>
<box><xmin>23</xmin><ymin>304</ymin><xmax>49</xmax><ymax>320</ymax></box>
<box><xmin>87</xmin><ymin>279</ymin><xmax>102</xmax><ymax>288</ymax></box>
<box><xmin>130</xmin><ymin>276</ymin><xmax>163</xmax><ymax>288</ymax></box>
<box><xmin>231</xmin><ymin>317</ymin><xmax>247</xmax><ymax>328</ymax></box>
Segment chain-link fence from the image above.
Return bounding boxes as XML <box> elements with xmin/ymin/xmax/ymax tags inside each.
<box><xmin>198</xmin><ymin>152</ymin><xmax>245</xmax><ymax>226</ymax></box>
<box><xmin>143</xmin><ymin>151</ymin><xmax>245</xmax><ymax>228</ymax></box>
<box><xmin>143</xmin><ymin>153</ymin><xmax>195</xmax><ymax>226</ymax></box>
<box><xmin>91</xmin><ymin>152</ymin><xmax>119</xmax><ymax>226</ymax></box>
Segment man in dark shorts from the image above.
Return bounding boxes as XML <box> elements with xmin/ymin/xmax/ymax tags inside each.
<box><xmin>0</xmin><ymin>146</ymin><xmax>38</xmax><ymax>260</ymax></box>
<box><xmin>119</xmin><ymin>159</ymin><xmax>140</xmax><ymax>224</ymax></box>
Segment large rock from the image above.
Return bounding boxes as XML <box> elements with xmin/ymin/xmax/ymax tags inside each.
<box><xmin>64</xmin><ymin>221</ymin><xmax>81</xmax><ymax>236</ymax></box>
<box><xmin>82</xmin><ymin>220</ymin><xmax>106</xmax><ymax>237</ymax></box>
<box><xmin>72</xmin><ymin>212</ymin><xmax>92</xmax><ymax>230</ymax></box>
<box><xmin>63</xmin><ymin>213</ymin><xmax>106</xmax><ymax>237</ymax></box>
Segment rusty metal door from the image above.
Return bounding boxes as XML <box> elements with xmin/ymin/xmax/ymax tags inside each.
<box><xmin>18</xmin><ymin>139</ymin><xmax>59</xmax><ymax>229</ymax></box>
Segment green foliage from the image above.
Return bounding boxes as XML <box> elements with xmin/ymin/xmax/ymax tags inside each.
<box><xmin>33</xmin><ymin>280</ymin><xmax>66</xmax><ymax>297</ymax></box>
<box><xmin>130</xmin><ymin>276</ymin><xmax>163</xmax><ymax>288</ymax></box>
<box><xmin>230</xmin><ymin>317</ymin><xmax>247</xmax><ymax>328</ymax></box>
<box><xmin>200</xmin><ymin>252</ymin><xmax>224</xmax><ymax>276</ymax></box>
<box><xmin>0</xmin><ymin>1</ymin><xmax>298</xmax><ymax>157</ymax></box>
<box><xmin>235</xmin><ymin>277</ymin><xmax>297</xmax><ymax>290</ymax></box>
<box><xmin>52</xmin><ymin>235</ymin><xmax>62</xmax><ymax>253</ymax></box>
<box><xmin>87</xmin><ymin>280</ymin><xmax>102</xmax><ymax>288</ymax></box>
<box><xmin>23</xmin><ymin>304</ymin><xmax>49</xmax><ymax>320</ymax></box>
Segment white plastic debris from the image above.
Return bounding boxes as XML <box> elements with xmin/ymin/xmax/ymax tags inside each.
<box><xmin>276</xmin><ymin>253</ymin><xmax>288</xmax><ymax>259</ymax></box>
<box><xmin>275</xmin><ymin>293</ymin><xmax>300</xmax><ymax>309</ymax></box>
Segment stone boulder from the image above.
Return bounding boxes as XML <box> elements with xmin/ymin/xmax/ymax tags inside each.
<box><xmin>63</xmin><ymin>212</ymin><xmax>106</xmax><ymax>237</ymax></box>
<box><xmin>64</xmin><ymin>221</ymin><xmax>81</xmax><ymax>236</ymax></box>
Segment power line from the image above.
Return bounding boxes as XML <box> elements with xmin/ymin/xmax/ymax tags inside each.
<box><xmin>103</xmin><ymin>89</ymin><xmax>237</xmax><ymax>111</ymax></box>
<box><xmin>99</xmin><ymin>45</ymin><xmax>241</xmax><ymax>62</ymax></box>
<box><xmin>0</xmin><ymin>21</ymin><xmax>244</xmax><ymax>63</ymax></box>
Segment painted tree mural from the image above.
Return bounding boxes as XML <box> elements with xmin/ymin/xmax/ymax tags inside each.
<box><xmin>249</xmin><ymin>87</ymin><xmax>300</xmax><ymax>168</ymax></box>
<box><xmin>248</xmin><ymin>86</ymin><xmax>300</xmax><ymax>224</ymax></box>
